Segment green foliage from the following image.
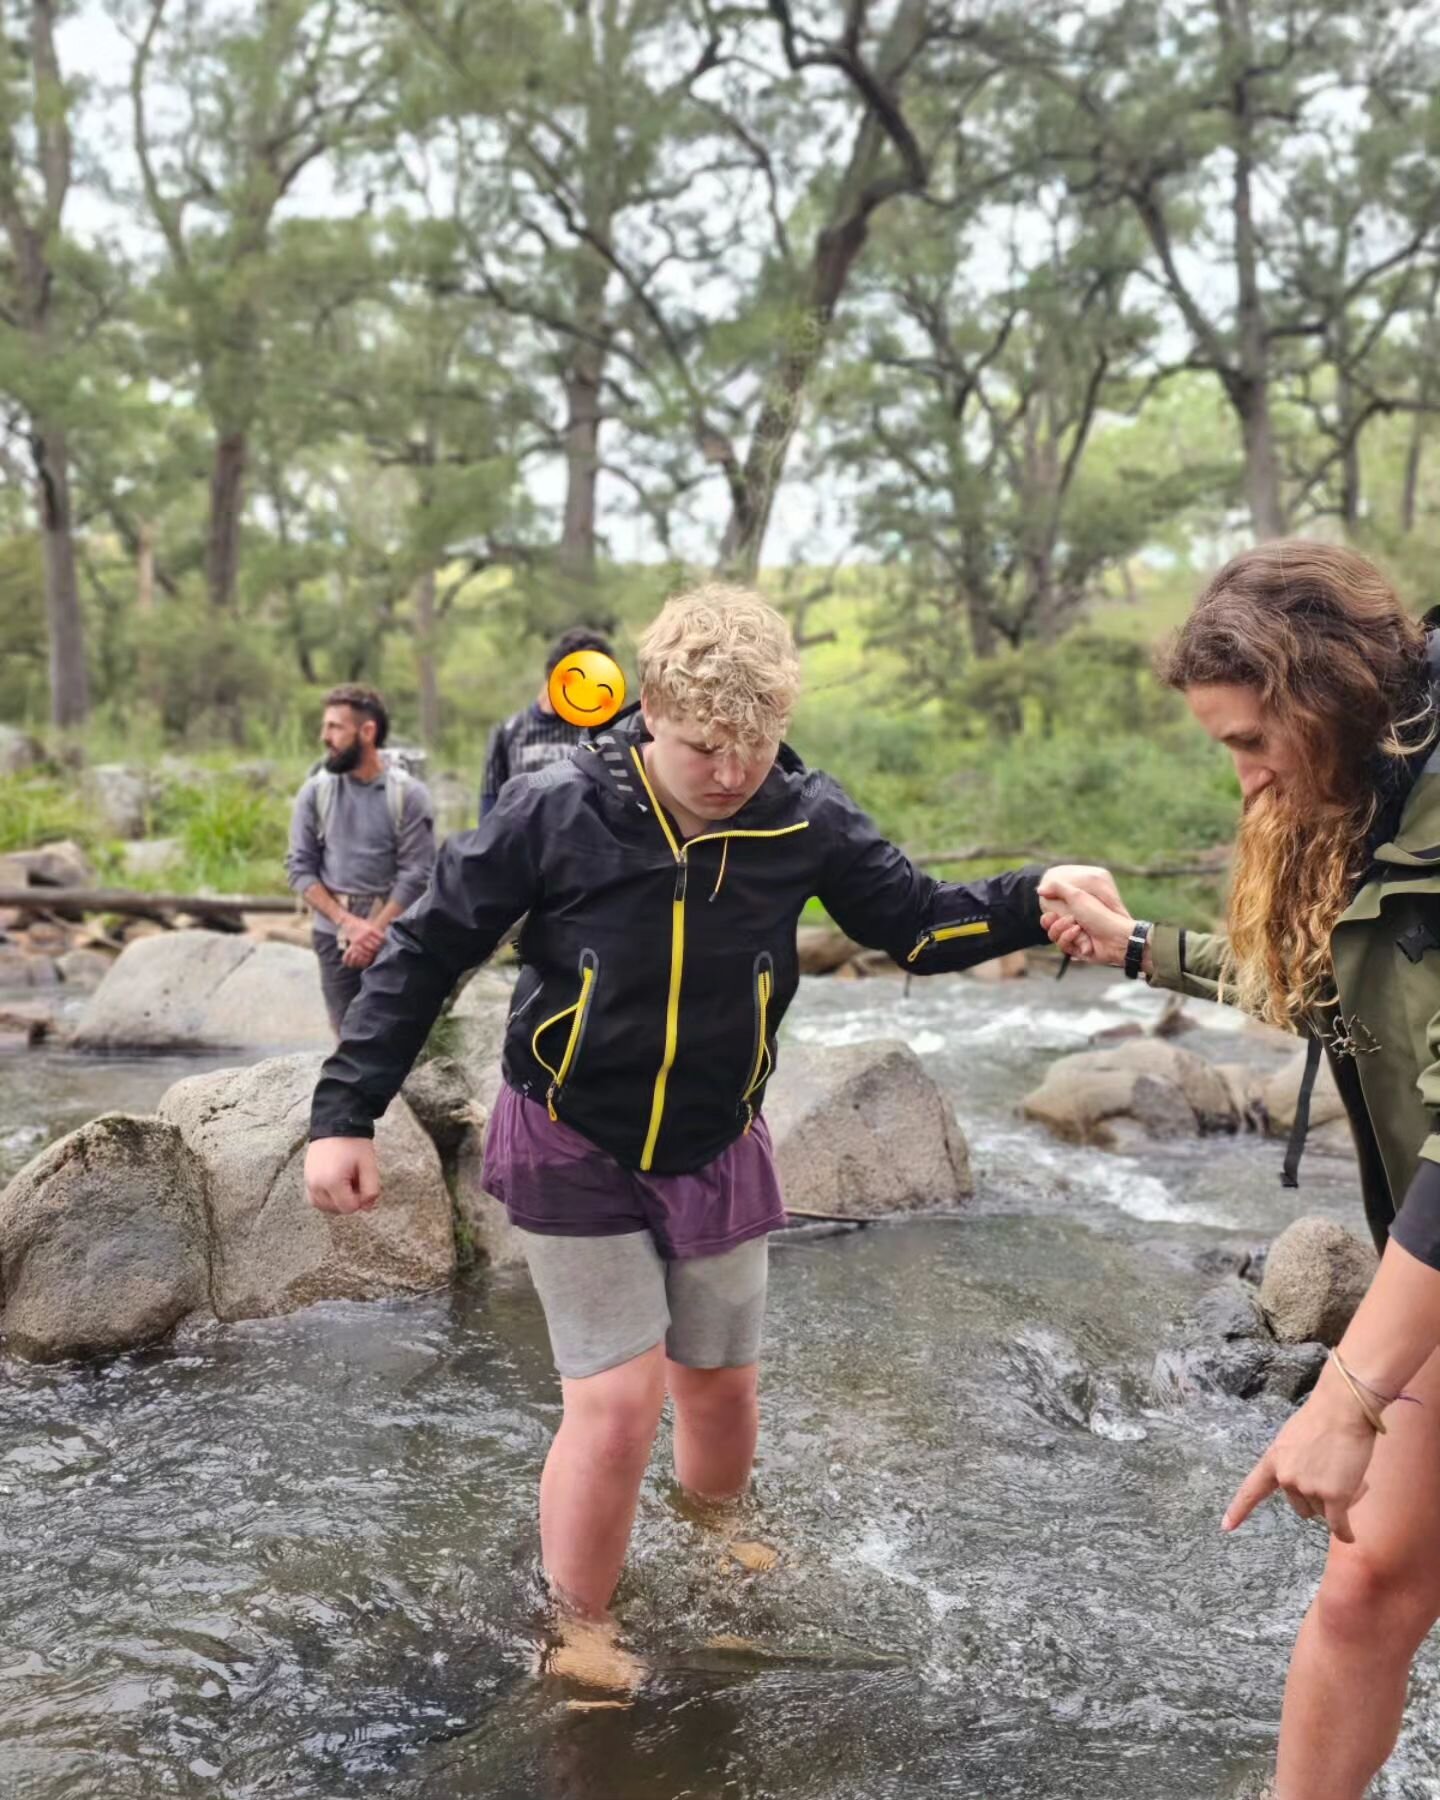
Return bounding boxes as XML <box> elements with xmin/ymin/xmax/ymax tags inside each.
<box><xmin>0</xmin><ymin>774</ymin><xmax>93</xmax><ymax>854</ymax></box>
<box><xmin>0</xmin><ymin>537</ymin><xmax>48</xmax><ymax>724</ymax></box>
<box><xmin>125</xmin><ymin>605</ymin><xmax>301</xmax><ymax>745</ymax></box>
<box><xmin>166</xmin><ymin>778</ymin><xmax>292</xmax><ymax>893</ymax></box>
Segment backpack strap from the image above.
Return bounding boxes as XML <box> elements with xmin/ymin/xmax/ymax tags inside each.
<box><xmin>312</xmin><ymin>771</ymin><xmax>338</xmax><ymax>847</ymax></box>
<box><xmin>312</xmin><ymin>765</ymin><xmax>409</xmax><ymax>847</ymax></box>
<box><xmin>383</xmin><ymin>764</ymin><xmax>411</xmax><ymax>834</ymax></box>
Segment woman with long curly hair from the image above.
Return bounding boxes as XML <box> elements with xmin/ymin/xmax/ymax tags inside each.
<box><xmin>1040</xmin><ymin>540</ymin><xmax>1440</xmax><ymax>1800</ymax></box>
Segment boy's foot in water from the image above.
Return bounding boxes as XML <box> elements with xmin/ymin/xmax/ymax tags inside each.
<box><xmin>674</xmin><ymin>1490</ymin><xmax>781</xmax><ymax>1577</ymax></box>
<box><xmin>538</xmin><ymin>1610</ymin><xmax>646</xmax><ymax>1694</ymax></box>
<box><xmin>726</xmin><ymin>1537</ymin><xmax>780</xmax><ymax>1573</ymax></box>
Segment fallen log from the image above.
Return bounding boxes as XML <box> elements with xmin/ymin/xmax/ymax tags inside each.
<box><xmin>0</xmin><ymin>888</ymin><xmax>298</xmax><ymax>919</ymax></box>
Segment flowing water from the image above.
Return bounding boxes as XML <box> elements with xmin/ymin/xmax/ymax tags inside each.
<box><xmin>2</xmin><ymin>965</ymin><xmax>1438</xmax><ymax>1800</ymax></box>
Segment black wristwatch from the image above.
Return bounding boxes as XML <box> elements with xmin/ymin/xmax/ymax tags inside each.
<box><xmin>1124</xmin><ymin>919</ymin><xmax>1153</xmax><ymax>981</ymax></box>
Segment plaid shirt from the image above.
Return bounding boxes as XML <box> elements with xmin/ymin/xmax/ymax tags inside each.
<box><xmin>479</xmin><ymin>703</ymin><xmax>588</xmax><ymax>821</ymax></box>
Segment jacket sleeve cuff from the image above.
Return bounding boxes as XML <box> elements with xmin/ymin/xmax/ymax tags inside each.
<box><xmin>309</xmin><ymin>1078</ymin><xmax>379</xmax><ymax>1142</ymax></box>
<box><xmin>1146</xmin><ymin>922</ymin><xmax>1185</xmax><ymax>992</ymax></box>
<box><xmin>1388</xmin><ymin>1144</ymin><xmax>1440</xmax><ymax>1271</ymax></box>
<box><xmin>1015</xmin><ymin>863</ymin><xmax>1048</xmax><ymax>932</ymax></box>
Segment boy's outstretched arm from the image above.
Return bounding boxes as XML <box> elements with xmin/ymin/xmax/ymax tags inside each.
<box><xmin>813</xmin><ymin>777</ymin><xmax>1118</xmax><ymax>972</ymax></box>
<box><xmin>308</xmin><ymin>784</ymin><xmax>541</xmax><ymax>1157</ymax></box>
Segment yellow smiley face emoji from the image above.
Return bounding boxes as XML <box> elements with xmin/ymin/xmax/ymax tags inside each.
<box><xmin>548</xmin><ymin>650</ymin><xmax>626</xmax><ymax>728</ymax></box>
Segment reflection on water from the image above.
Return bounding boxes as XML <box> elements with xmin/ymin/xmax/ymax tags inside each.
<box><xmin>1</xmin><ymin>966</ymin><xmax>1435</xmax><ymax>1798</ymax></box>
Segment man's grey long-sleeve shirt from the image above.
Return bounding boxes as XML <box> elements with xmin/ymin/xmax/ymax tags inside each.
<box><xmin>285</xmin><ymin>771</ymin><xmax>436</xmax><ymax>935</ymax></box>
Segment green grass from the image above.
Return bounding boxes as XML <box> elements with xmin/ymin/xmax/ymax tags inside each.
<box><xmin>0</xmin><ymin>774</ymin><xmax>97</xmax><ymax>856</ymax></box>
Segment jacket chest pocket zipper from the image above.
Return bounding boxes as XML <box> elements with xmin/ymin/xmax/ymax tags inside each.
<box><xmin>740</xmin><ymin>952</ymin><xmax>775</xmax><ymax>1131</ymax></box>
<box><xmin>532</xmin><ymin>949</ymin><xmax>599</xmax><ymax>1119</ymax></box>
<box><xmin>906</xmin><ymin>920</ymin><xmax>990</xmax><ymax>964</ymax></box>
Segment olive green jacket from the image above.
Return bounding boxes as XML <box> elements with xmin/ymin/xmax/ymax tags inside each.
<box><xmin>1148</xmin><ymin>748</ymin><xmax>1440</xmax><ymax>1251</ymax></box>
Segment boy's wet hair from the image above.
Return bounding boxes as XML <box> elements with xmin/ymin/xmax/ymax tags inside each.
<box><xmin>639</xmin><ymin>584</ymin><xmax>800</xmax><ymax>748</ymax></box>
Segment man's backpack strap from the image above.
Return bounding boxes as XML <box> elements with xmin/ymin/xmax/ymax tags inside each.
<box><xmin>383</xmin><ymin>764</ymin><xmax>410</xmax><ymax>833</ymax></box>
<box><xmin>312</xmin><ymin>764</ymin><xmax>410</xmax><ymax>846</ymax></box>
<box><xmin>312</xmin><ymin>771</ymin><xmax>338</xmax><ymax>846</ymax></box>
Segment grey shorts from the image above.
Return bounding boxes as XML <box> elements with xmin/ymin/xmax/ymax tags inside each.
<box><xmin>516</xmin><ymin>1227</ymin><xmax>768</xmax><ymax>1380</ymax></box>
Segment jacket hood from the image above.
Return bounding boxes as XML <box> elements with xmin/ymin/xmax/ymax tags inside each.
<box><xmin>1373</xmin><ymin>626</ymin><xmax>1440</xmax><ymax>867</ymax></box>
<box><xmin>574</xmin><ymin>702</ymin><xmax>813</xmax><ymax>834</ymax></box>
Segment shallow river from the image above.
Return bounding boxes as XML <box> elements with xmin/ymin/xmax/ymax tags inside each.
<box><xmin>2</xmin><ymin>966</ymin><xmax>1436</xmax><ymax>1799</ymax></box>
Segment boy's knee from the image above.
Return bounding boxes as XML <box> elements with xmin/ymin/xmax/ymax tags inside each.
<box><xmin>671</xmin><ymin>1365</ymin><xmax>758</xmax><ymax>1427</ymax></box>
<box><xmin>564</xmin><ymin>1359</ymin><xmax>666</xmax><ymax>1466</ymax></box>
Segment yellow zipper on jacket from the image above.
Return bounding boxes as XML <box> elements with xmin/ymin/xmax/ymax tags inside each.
<box><xmin>905</xmin><ymin>920</ymin><xmax>990</xmax><ymax>964</ymax></box>
<box><xmin>740</xmin><ymin>959</ymin><xmax>774</xmax><ymax>1133</ymax></box>
<box><xmin>531</xmin><ymin>954</ymin><xmax>597</xmax><ymax>1120</ymax></box>
<box><xmin>629</xmin><ymin>745</ymin><xmax>808</xmax><ymax>1170</ymax></box>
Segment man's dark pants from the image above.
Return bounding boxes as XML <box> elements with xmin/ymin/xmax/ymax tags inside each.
<box><xmin>314</xmin><ymin>928</ymin><xmax>365</xmax><ymax>1035</ymax></box>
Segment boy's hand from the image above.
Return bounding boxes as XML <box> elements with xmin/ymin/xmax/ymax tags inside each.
<box><xmin>1039</xmin><ymin>864</ymin><xmax>1125</xmax><ymax>916</ymax></box>
<box><xmin>306</xmin><ymin>1137</ymin><xmax>381</xmax><ymax>1214</ymax></box>
<box><xmin>1038</xmin><ymin>866</ymin><xmax>1132</xmax><ymax>965</ymax></box>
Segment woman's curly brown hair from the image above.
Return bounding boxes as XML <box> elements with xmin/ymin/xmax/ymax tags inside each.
<box><xmin>1158</xmin><ymin>541</ymin><xmax>1433</xmax><ymax>1028</ymax></box>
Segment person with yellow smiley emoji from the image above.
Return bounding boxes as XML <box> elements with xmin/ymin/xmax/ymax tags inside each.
<box><xmin>478</xmin><ymin>627</ymin><xmax>620</xmax><ymax>823</ymax></box>
<box><xmin>304</xmin><ymin>583</ymin><xmax>1123</xmax><ymax>1667</ymax></box>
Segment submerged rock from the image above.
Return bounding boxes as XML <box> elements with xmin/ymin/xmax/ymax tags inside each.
<box><xmin>1153</xmin><ymin>1277</ymin><xmax>1327</xmax><ymax>1403</ymax></box>
<box><xmin>0</xmin><ymin>1113</ymin><xmax>210</xmax><ymax>1360</ymax></box>
<box><xmin>55</xmin><ymin>947</ymin><xmax>114</xmax><ymax>989</ymax></box>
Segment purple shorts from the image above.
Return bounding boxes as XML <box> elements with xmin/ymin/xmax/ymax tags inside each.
<box><xmin>481</xmin><ymin>1082</ymin><xmax>787</xmax><ymax>1260</ymax></box>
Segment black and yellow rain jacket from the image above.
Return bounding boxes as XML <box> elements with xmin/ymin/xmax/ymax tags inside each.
<box><xmin>310</xmin><ymin>706</ymin><xmax>1048</xmax><ymax>1175</ymax></box>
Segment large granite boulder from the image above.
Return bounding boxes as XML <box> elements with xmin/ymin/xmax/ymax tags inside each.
<box><xmin>0</xmin><ymin>1114</ymin><xmax>210</xmax><ymax>1360</ymax></box>
<box><xmin>763</xmin><ymin>1037</ymin><xmax>972</xmax><ymax>1217</ymax></box>
<box><xmin>1251</xmin><ymin>1047</ymin><xmax>1353</xmax><ymax>1158</ymax></box>
<box><xmin>71</xmin><ymin>930</ymin><xmax>331</xmax><ymax>1051</ymax></box>
<box><xmin>1021</xmin><ymin>1038</ymin><xmax>1241</xmax><ymax>1150</ymax></box>
<box><xmin>157</xmin><ymin>1052</ymin><xmax>455</xmax><ymax>1321</ymax></box>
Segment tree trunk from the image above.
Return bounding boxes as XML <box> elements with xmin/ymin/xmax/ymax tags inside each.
<box><xmin>1224</xmin><ymin>0</ymin><xmax>1286</xmax><ymax>541</ymax></box>
<box><xmin>136</xmin><ymin>521</ymin><xmax>155</xmax><ymax>614</ymax></box>
<box><xmin>1401</xmin><ymin>269</ymin><xmax>1440</xmax><ymax>534</ymax></box>
<box><xmin>205</xmin><ymin>431</ymin><xmax>248</xmax><ymax>608</ymax></box>
<box><xmin>1402</xmin><ymin>413</ymin><xmax>1426</xmax><ymax>535</ymax></box>
<box><xmin>31</xmin><ymin>418</ymin><xmax>89</xmax><ymax>731</ymax></box>
<box><xmin>559</xmin><ymin>257</ymin><xmax>609</xmax><ymax>587</ymax></box>
<box><xmin>415</xmin><ymin>566</ymin><xmax>440</xmax><ymax>745</ymax></box>
<box><xmin>1339</xmin><ymin>381</ymin><xmax>1362</xmax><ymax>532</ymax></box>
<box><xmin>718</xmin><ymin>0</ymin><xmax>928</xmax><ymax>578</ymax></box>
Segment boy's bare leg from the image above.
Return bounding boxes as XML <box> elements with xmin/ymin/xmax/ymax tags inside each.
<box><xmin>666</xmin><ymin>1360</ymin><xmax>776</xmax><ymax>1571</ymax></box>
<box><xmin>541</xmin><ymin>1343</ymin><xmax>667</xmax><ymax>1618</ymax></box>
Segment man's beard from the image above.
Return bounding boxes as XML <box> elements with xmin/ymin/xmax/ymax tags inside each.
<box><xmin>323</xmin><ymin>741</ymin><xmax>362</xmax><ymax>774</ymax></box>
<box><xmin>1224</xmin><ymin>784</ymin><xmax>1368</xmax><ymax>1028</ymax></box>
